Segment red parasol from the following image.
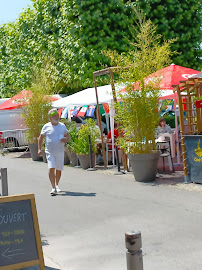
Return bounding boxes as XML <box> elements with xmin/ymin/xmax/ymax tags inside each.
<box><xmin>0</xmin><ymin>90</ymin><xmax>59</xmax><ymax>110</ymax></box>
<box><xmin>119</xmin><ymin>64</ymin><xmax>200</xmax><ymax>93</ymax></box>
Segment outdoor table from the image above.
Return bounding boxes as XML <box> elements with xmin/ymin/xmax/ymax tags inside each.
<box><xmin>156</xmin><ymin>132</ymin><xmax>176</xmax><ymax>158</ymax></box>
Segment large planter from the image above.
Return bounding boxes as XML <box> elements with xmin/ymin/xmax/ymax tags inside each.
<box><xmin>77</xmin><ymin>153</ymin><xmax>96</xmax><ymax>170</ymax></box>
<box><xmin>66</xmin><ymin>149</ymin><xmax>77</xmax><ymax>166</ymax></box>
<box><xmin>129</xmin><ymin>151</ymin><xmax>160</xmax><ymax>182</ymax></box>
<box><xmin>64</xmin><ymin>150</ymin><xmax>70</xmax><ymax>165</ymax></box>
<box><xmin>29</xmin><ymin>143</ymin><xmax>42</xmax><ymax>161</ymax></box>
<box><xmin>41</xmin><ymin>150</ymin><xmax>47</xmax><ymax>163</ymax></box>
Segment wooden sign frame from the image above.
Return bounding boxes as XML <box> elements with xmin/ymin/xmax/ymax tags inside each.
<box><xmin>0</xmin><ymin>193</ymin><xmax>45</xmax><ymax>270</ymax></box>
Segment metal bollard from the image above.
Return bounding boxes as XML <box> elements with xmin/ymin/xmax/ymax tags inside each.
<box><xmin>125</xmin><ymin>231</ymin><xmax>143</xmax><ymax>270</ymax></box>
<box><xmin>87</xmin><ymin>135</ymin><xmax>95</xmax><ymax>171</ymax></box>
<box><xmin>0</xmin><ymin>168</ymin><xmax>8</xmax><ymax>196</ymax></box>
<box><xmin>114</xmin><ymin>136</ymin><xmax>125</xmax><ymax>175</ymax></box>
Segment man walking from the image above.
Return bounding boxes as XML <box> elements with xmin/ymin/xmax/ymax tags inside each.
<box><xmin>38</xmin><ymin>109</ymin><xmax>70</xmax><ymax>195</ymax></box>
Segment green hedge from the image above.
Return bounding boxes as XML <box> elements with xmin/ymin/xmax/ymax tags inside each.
<box><xmin>163</xmin><ymin>115</ymin><xmax>179</xmax><ymax>128</ymax></box>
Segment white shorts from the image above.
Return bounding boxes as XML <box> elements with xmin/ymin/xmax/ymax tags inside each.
<box><xmin>46</xmin><ymin>151</ymin><xmax>64</xmax><ymax>171</ymax></box>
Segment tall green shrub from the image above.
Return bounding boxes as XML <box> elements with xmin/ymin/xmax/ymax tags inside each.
<box><xmin>75</xmin><ymin>119</ymin><xmax>100</xmax><ymax>155</ymax></box>
<box><xmin>106</xmin><ymin>16</ymin><xmax>173</xmax><ymax>154</ymax></box>
<box><xmin>21</xmin><ymin>61</ymin><xmax>56</xmax><ymax>143</ymax></box>
<box><xmin>60</xmin><ymin>119</ymin><xmax>78</xmax><ymax>152</ymax></box>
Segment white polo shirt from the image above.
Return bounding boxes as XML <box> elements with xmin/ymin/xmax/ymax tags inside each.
<box><xmin>41</xmin><ymin>122</ymin><xmax>68</xmax><ymax>153</ymax></box>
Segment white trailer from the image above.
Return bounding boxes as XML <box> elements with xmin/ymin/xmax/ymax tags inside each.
<box><xmin>0</xmin><ymin>109</ymin><xmax>28</xmax><ymax>150</ymax></box>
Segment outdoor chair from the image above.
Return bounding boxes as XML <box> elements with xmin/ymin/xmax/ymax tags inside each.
<box><xmin>157</xmin><ymin>140</ymin><xmax>174</xmax><ymax>172</ymax></box>
<box><xmin>106</xmin><ymin>142</ymin><xmax>122</xmax><ymax>166</ymax></box>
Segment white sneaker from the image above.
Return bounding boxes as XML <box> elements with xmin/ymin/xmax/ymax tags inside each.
<box><xmin>50</xmin><ymin>188</ymin><xmax>57</xmax><ymax>195</ymax></box>
<box><xmin>56</xmin><ymin>185</ymin><xmax>61</xmax><ymax>193</ymax></box>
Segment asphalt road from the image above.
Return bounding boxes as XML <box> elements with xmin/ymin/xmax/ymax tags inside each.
<box><xmin>0</xmin><ymin>153</ymin><xmax>202</xmax><ymax>270</ymax></box>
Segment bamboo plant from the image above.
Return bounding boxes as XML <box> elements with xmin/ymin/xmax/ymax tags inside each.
<box><xmin>105</xmin><ymin>13</ymin><xmax>174</xmax><ymax>154</ymax></box>
<box><xmin>75</xmin><ymin>119</ymin><xmax>100</xmax><ymax>155</ymax></box>
<box><xmin>21</xmin><ymin>59</ymin><xmax>57</xmax><ymax>143</ymax></box>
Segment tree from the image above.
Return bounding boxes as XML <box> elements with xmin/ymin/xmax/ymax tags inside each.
<box><xmin>0</xmin><ymin>0</ymin><xmax>201</xmax><ymax>97</ymax></box>
<box><xmin>0</xmin><ymin>0</ymin><xmax>87</xmax><ymax>97</ymax></box>
<box><xmin>129</xmin><ymin>0</ymin><xmax>202</xmax><ymax>69</ymax></box>
<box><xmin>62</xmin><ymin>0</ymin><xmax>137</xmax><ymax>85</ymax></box>
<box><xmin>0</xmin><ymin>0</ymin><xmax>137</xmax><ymax>97</ymax></box>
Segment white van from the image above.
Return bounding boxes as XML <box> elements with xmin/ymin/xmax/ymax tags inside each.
<box><xmin>0</xmin><ymin>108</ymin><xmax>28</xmax><ymax>149</ymax></box>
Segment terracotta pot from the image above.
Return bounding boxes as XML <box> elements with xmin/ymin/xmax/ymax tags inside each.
<box><xmin>128</xmin><ymin>151</ymin><xmax>160</xmax><ymax>182</ymax></box>
<box><xmin>66</xmin><ymin>149</ymin><xmax>77</xmax><ymax>166</ymax></box>
<box><xmin>41</xmin><ymin>150</ymin><xmax>47</xmax><ymax>163</ymax></box>
<box><xmin>77</xmin><ymin>153</ymin><xmax>96</xmax><ymax>170</ymax></box>
<box><xmin>29</xmin><ymin>143</ymin><xmax>42</xmax><ymax>161</ymax></box>
<box><xmin>64</xmin><ymin>150</ymin><xmax>70</xmax><ymax>165</ymax></box>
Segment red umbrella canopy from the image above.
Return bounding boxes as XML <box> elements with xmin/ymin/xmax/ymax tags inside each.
<box><xmin>0</xmin><ymin>90</ymin><xmax>59</xmax><ymax>110</ymax></box>
<box><xmin>0</xmin><ymin>90</ymin><xmax>32</xmax><ymax>110</ymax></box>
<box><xmin>119</xmin><ymin>64</ymin><xmax>200</xmax><ymax>93</ymax></box>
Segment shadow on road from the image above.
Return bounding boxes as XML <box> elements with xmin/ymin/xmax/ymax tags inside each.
<box><xmin>57</xmin><ymin>191</ymin><xmax>96</xmax><ymax>197</ymax></box>
<box><xmin>14</xmin><ymin>151</ymin><xmax>31</xmax><ymax>158</ymax></box>
<box><xmin>143</xmin><ymin>172</ymin><xmax>184</xmax><ymax>186</ymax></box>
<box><xmin>41</xmin><ymin>234</ymin><xmax>49</xmax><ymax>247</ymax></box>
<box><xmin>136</xmin><ymin>171</ymin><xmax>184</xmax><ymax>187</ymax></box>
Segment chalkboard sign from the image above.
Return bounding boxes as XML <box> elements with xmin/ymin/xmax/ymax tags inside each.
<box><xmin>0</xmin><ymin>194</ymin><xmax>45</xmax><ymax>270</ymax></box>
<box><xmin>185</xmin><ymin>135</ymin><xmax>202</xmax><ymax>184</ymax></box>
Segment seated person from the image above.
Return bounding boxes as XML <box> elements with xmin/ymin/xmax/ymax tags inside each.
<box><xmin>106</xmin><ymin>123</ymin><xmax>122</xmax><ymax>164</ymax></box>
<box><xmin>157</xmin><ymin>118</ymin><xmax>173</xmax><ymax>135</ymax></box>
<box><xmin>106</xmin><ymin>122</ymin><xmax>119</xmax><ymax>148</ymax></box>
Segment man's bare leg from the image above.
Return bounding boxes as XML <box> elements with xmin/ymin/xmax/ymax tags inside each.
<box><xmin>56</xmin><ymin>170</ymin><xmax>62</xmax><ymax>186</ymax></box>
<box><xmin>49</xmin><ymin>168</ymin><xmax>56</xmax><ymax>188</ymax></box>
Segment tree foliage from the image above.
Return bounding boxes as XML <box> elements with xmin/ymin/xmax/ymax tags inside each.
<box><xmin>130</xmin><ymin>0</ymin><xmax>202</xmax><ymax>70</ymax></box>
<box><xmin>0</xmin><ymin>0</ymin><xmax>201</xmax><ymax>98</ymax></box>
<box><xmin>0</xmin><ymin>0</ymin><xmax>136</xmax><ymax>97</ymax></box>
<box><xmin>63</xmin><ymin>0</ymin><xmax>137</xmax><ymax>80</ymax></box>
<box><xmin>21</xmin><ymin>60</ymin><xmax>57</xmax><ymax>143</ymax></box>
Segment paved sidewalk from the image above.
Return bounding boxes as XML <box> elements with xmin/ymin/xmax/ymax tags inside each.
<box><xmin>22</xmin><ymin>257</ymin><xmax>60</xmax><ymax>270</ymax></box>
<box><xmin>1</xmin><ymin>152</ymin><xmax>202</xmax><ymax>270</ymax></box>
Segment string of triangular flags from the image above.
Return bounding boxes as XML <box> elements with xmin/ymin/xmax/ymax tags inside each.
<box><xmin>59</xmin><ymin>103</ymin><xmax>110</xmax><ymax>119</ymax></box>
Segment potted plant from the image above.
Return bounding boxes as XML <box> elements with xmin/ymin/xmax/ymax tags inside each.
<box><xmin>41</xmin><ymin>138</ymin><xmax>47</xmax><ymax>163</ymax></box>
<box><xmin>60</xmin><ymin>118</ymin><xmax>77</xmax><ymax>166</ymax></box>
<box><xmin>21</xmin><ymin>61</ymin><xmax>56</xmax><ymax>161</ymax></box>
<box><xmin>75</xmin><ymin>119</ymin><xmax>100</xmax><ymax>169</ymax></box>
<box><xmin>105</xmin><ymin>15</ymin><xmax>173</xmax><ymax>181</ymax></box>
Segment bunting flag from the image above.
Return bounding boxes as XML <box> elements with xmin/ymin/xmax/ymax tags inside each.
<box><xmin>57</xmin><ymin>108</ymin><xmax>63</xmax><ymax>118</ymax></box>
<box><xmin>103</xmin><ymin>103</ymin><xmax>109</xmax><ymax>114</ymax></box>
<box><xmin>61</xmin><ymin>107</ymin><xmax>68</xmax><ymax>118</ymax></box>
<box><xmin>160</xmin><ymin>99</ymin><xmax>174</xmax><ymax>111</ymax></box>
<box><xmin>99</xmin><ymin>104</ymin><xmax>105</xmax><ymax>116</ymax></box>
<box><xmin>72</xmin><ymin>106</ymin><xmax>81</xmax><ymax>116</ymax></box>
<box><xmin>77</xmin><ymin>105</ymin><xmax>88</xmax><ymax>117</ymax></box>
<box><xmin>86</xmin><ymin>105</ymin><xmax>95</xmax><ymax>117</ymax></box>
<box><xmin>69</xmin><ymin>106</ymin><xmax>75</xmax><ymax>117</ymax></box>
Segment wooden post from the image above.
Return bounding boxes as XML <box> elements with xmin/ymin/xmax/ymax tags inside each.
<box><xmin>109</xmin><ymin>69</ymin><xmax>128</xmax><ymax>171</ymax></box>
<box><xmin>93</xmin><ymin>75</ymin><xmax>107</xmax><ymax>168</ymax></box>
<box><xmin>176</xmin><ymin>85</ymin><xmax>189</xmax><ymax>182</ymax></box>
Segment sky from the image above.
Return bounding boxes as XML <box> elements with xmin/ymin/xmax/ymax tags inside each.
<box><xmin>0</xmin><ymin>0</ymin><xmax>33</xmax><ymax>25</ymax></box>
